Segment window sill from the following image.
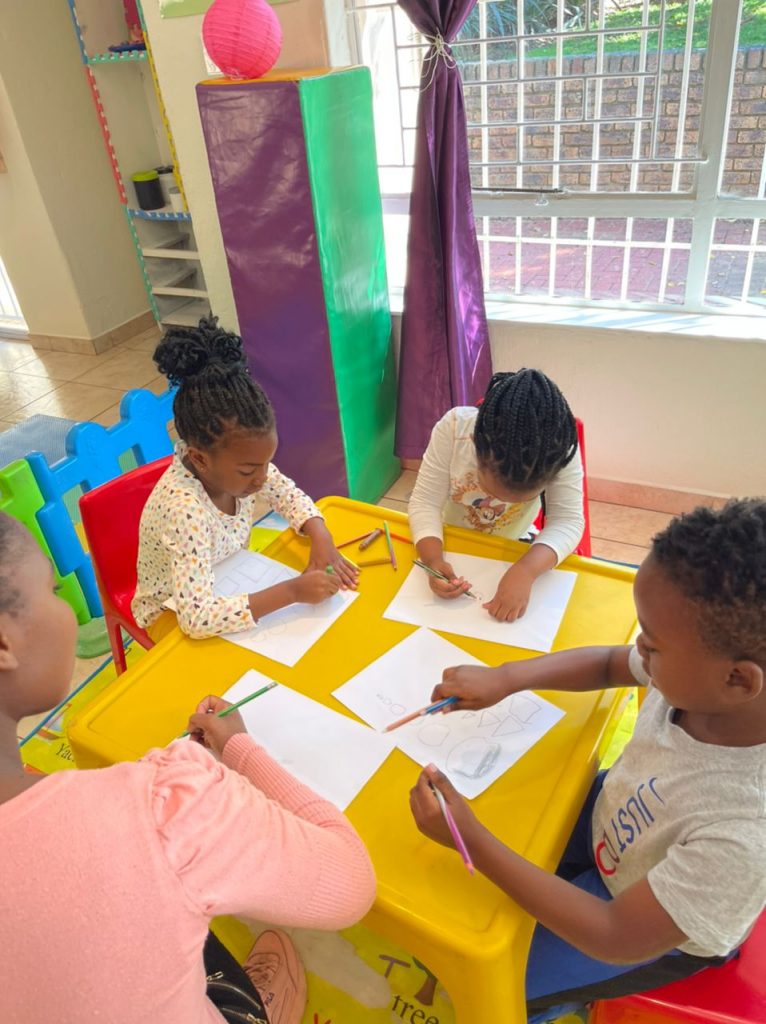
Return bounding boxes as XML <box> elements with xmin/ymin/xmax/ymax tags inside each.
<box><xmin>388</xmin><ymin>292</ymin><xmax>766</xmax><ymax>343</ymax></box>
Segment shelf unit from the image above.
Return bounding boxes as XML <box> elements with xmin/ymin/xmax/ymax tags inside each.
<box><xmin>66</xmin><ymin>0</ymin><xmax>210</xmax><ymax>329</ymax></box>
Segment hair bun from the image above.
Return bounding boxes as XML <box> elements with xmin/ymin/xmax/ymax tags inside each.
<box><xmin>154</xmin><ymin>316</ymin><xmax>246</xmax><ymax>385</ymax></box>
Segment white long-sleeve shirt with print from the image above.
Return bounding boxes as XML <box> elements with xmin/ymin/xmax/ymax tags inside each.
<box><xmin>132</xmin><ymin>443</ymin><xmax>321</xmax><ymax>639</ymax></box>
<box><xmin>408</xmin><ymin>406</ymin><xmax>584</xmax><ymax>564</ymax></box>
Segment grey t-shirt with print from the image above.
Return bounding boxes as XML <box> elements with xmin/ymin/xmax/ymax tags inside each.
<box><xmin>591</xmin><ymin>647</ymin><xmax>766</xmax><ymax>958</ymax></box>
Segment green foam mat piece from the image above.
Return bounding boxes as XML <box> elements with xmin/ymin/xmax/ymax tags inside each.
<box><xmin>0</xmin><ymin>459</ymin><xmax>91</xmax><ymax>625</ymax></box>
<box><xmin>299</xmin><ymin>68</ymin><xmax>400</xmax><ymax>502</ymax></box>
<box><xmin>76</xmin><ymin>616</ymin><xmax>112</xmax><ymax>659</ymax></box>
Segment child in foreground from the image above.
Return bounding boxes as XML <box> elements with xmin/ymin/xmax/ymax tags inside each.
<box><xmin>411</xmin><ymin>499</ymin><xmax>766</xmax><ymax>1020</ymax></box>
<box><xmin>0</xmin><ymin>513</ymin><xmax>375</xmax><ymax>1023</ymax></box>
<box><xmin>133</xmin><ymin>317</ymin><xmax>357</xmax><ymax>640</ymax></box>
<box><xmin>408</xmin><ymin>369</ymin><xmax>584</xmax><ymax>622</ymax></box>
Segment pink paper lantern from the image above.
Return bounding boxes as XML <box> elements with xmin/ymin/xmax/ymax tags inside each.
<box><xmin>202</xmin><ymin>0</ymin><xmax>283</xmax><ymax>80</ymax></box>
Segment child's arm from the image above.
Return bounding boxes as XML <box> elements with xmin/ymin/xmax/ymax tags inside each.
<box><xmin>532</xmin><ymin>444</ymin><xmax>585</xmax><ymax>564</ymax></box>
<box><xmin>150</xmin><ymin>713</ymin><xmax>376</xmax><ymax>930</ymax></box>
<box><xmin>409</xmin><ymin>414</ymin><xmax>472</xmax><ymax>599</ymax></box>
<box><xmin>485</xmin><ymin>448</ymin><xmax>585</xmax><ymax>621</ymax></box>
<box><xmin>260</xmin><ymin>466</ymin><xmax>358</xmax><ymax>588</ymax></box>
<box><xmin>430</xmin><ymin>645</ymin><xmax>640</xmax><ymax>711</ymax></box>
<box><xmin>166</xmin><ymin>508</ymin><xmax>338</xmax><ymax>639</ymax></box>
<box><xmin>411</xmin><ymin>766</ymin><xmax>686</xmax><ymax>964</ymax></box>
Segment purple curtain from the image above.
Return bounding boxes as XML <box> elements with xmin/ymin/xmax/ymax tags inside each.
<box><xmin>394</xmin><ymin>0</ymin><xmax>492</xmax><ymax>459</ymax></box>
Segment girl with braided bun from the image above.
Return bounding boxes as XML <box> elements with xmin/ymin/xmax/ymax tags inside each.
<box><xmin>133</xmin><ymin>317</ymin><xmax>357</xmax><ymax>641</ymax></box>
<box><xmin>408</xmin><ymin>369</ymin><xmax>584</xmax><ymax>621</ymax></box>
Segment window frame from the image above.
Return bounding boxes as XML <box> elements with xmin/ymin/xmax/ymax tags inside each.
<box><xmin>345</xmin><ymin>0</ymin><xmax>766</xmax><ymax>315</ymax></box>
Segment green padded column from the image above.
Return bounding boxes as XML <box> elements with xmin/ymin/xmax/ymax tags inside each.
<box><xmin>299</xmin><ymin>68</ymin><xmax>399</xmax><ymax>502</ymax></box>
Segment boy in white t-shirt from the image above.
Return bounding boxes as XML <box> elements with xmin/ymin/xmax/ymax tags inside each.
<box><xmin>410</xmin><ymin>498</ymin><xmax>766</xmax><ymax>1020</ymax></box>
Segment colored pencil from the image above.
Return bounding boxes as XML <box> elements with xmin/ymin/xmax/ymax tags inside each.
<box><xmin>337</xmin><ymin>531</ymin><xmax>374</xmax><ymax>550</ymax></box>
<box><xmin>389</xmin><ymin>533</ymin><xmax>412</xmax><ymax>545</ymax></box>
<box><xmin>413</xmin><ymin>559</ymin><xmax>478</xmax><ymax>600</ymax></box>
<box><xmin>384</xmin><ymin>695</ymin><xmax>457</xmax><ymax>732</ymax></box>
<box><xmin>359</xmin><ymin>528</ymin><xmax>383</xmax><ymax>551</ymax></box>
<box><xmin>383</xmin><ymin>521</ymin><xmax>397</xmax><ymax>570</ymax></box>
<box><xmin>180</xmin><ymin>681</ymin><xmax>277</xmax><ymax>737</ymax></box>
<box><xmin>358</xmin><ymin>557</ymin><xmax>392</xmax><ymax>567</ymax></box>
<box><xmin>431</xmin><ymin>783</ymin><xmax>475</xmax><ymax>875</ymax></box>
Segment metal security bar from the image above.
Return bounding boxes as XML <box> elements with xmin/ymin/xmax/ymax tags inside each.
<box><xmin>346</xmin><ymin>0</ymin><xmax>766</xmax><ymax>313</ymax></box>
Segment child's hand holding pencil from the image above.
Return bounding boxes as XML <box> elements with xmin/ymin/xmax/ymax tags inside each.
<box><xmin>410</xmin><ymin>764</ymin><xmax>480</xmax><ymax>874</ymax></box>
<box><xmin>187</xmin><ymin>695</ymin><xmax>249</xmax><ymax>758</ymax></box>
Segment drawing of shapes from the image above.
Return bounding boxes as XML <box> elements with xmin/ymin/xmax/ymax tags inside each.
<box><xmin>390</xmin><ymin>704</ymin><xmax>406</xmax><ymax>716</ymax></box>
<box><xmin>217</xmin><ymin>577</ymin><xmax>238</xmax><ymax>597</ymax></box>
<box><xmin>478</xmin><ymin>709</ymin><xmax>501</xmax><ymax>728</ymax></box>
<box><xmin>418</xmin><ymin>722</ymin><xmax>450</xmax><ymax>747</ymax></box>
<box><xmin>257</xmin><ymin>621</ymin><xmax>288</xmax><ymax>640</ymax></box>
<box><xmin>462</xmin><ymin>711</ymin><xmax>477</xmax><ymax>719</ymax></box>
<box><xmin>376</xmin><ymin>694</ymin><xmax>393</xmax><ymax>707</ymax></box>
<box><xmin>446</xmin><ymin>738</ymin><xmax>501</xmax><ymax>779</ymax></box>
<box><xmin>492</xmin><ymin>715</ymin><xmax>524</xmax><ymax>738</ymax></box>
<box><xmin>508</xmin><ymin>695</ymin><xmax>541</xmax><ymax>723</ymax></box>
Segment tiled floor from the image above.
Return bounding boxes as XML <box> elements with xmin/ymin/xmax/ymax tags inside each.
<box><xmin>3</xmin><ymin>323</ymin><xmax>666</xmax><ymax>743</ymax></box>
<box><xmin>0</xmin><ymin>326</ymin><xmax>166</xmax><ymax>430</ymax></box>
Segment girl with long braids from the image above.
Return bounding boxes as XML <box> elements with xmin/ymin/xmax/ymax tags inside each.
<box><xmin>133</xmin><ymin>317</ymin><xmax>358</xmax><ymax>641</ymax></box>
<box><xmin>408</xmin><ymin>369</ymin><xmax>584</xmax><ymax>621</ymax></box>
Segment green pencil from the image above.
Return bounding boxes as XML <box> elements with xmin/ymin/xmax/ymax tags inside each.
<box><xmin>413</xmin><ymin>559</ymin><xmax>478</xmax><ymax>599</ymax></box>
<box><xmin>180</xmin><ymin>681</ymin><xmax>278</xmax><ymax>738</ymax></box>
<box><xmin>383</xmin><ymin>520</ymin><xmax>397</xmax><ymax>570</ymax></box>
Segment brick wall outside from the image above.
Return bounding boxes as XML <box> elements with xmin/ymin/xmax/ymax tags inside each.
<box><xmin>460</xmin><ymin>45</ymin><xmax>766</xmax><ymax>196</ymax></box>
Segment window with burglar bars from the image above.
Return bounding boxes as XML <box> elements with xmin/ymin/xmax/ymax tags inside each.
<box><xmin>346</xmin><ymin>0</ymin><xmax>766</xmax><ymax>313</ymax></box>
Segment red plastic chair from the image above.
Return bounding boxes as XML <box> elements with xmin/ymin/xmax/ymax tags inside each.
<box><xmin>534</xmin><ymin>417</ymin><xmax>592</xmax><ymax>557</ymax></box>
<box><xmin>79</xmin><ymin>456</ymin><xmax>172</xmax><ymax>674</ymax></box>
<box><xmin>589</xmin><ymin>910</ymin><xmax>766</xmax><ymax>1024</ymax></box>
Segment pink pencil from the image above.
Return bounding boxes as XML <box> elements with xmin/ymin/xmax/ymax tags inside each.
<box><xmin>431</xmin><ymin>783</ymin><xmax>475</xmax><ymax>875</ymax></box>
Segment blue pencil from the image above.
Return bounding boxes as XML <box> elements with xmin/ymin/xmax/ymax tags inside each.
<box><xmin>384</xmin><ymin>695</ymin><xmax>458</xmax><ymax>732</ymax></box>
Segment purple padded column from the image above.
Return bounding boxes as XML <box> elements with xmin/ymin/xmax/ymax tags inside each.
<box><xmin>197</xmin><ymin>80</ymin><xmax>348</xmax><ymax>498</ymax></box>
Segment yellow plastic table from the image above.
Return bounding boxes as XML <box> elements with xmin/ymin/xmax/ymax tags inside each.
<box><xmin>68</xmin><ymin>497</ymin><xmax>638</xmax><ymax>1023</ymax></box>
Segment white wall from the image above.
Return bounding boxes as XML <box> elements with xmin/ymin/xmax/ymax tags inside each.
<box><xmin>489</xmin><ymin>320</ymin><xmax>766</xmax><ymax>497</ymax></box>
<box><xmin>0</xmin><ymin>0</ymin><xmax>148</xmax><ymax>339</ymax></box>
<box><xmin>141</xmin><ymin>0</ymin><xmax>331</xmax><ymax>332</ymax></box>
<box><xmin>0</xmin><ymin>75</ymin><xmax>90</xmax><ymax>339</ymax></box>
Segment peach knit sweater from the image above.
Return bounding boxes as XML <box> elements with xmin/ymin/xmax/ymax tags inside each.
<box><xmin>0</xmin><ymin>735</ymin><xmax>376</xmax><ymax>1023</ymax></box>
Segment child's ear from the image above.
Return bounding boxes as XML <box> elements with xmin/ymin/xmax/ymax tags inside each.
<box><xmin>0</xmin><ymin>626</ymin><xmax>20</xmax><ymax>673</ymax></box>
<box><xmin>186</xmin><ymin>445</ymin><xmax>209</xmax><ymax>474</ymax></box>
<box><xmin>726</xmin><ymin>660</ymin><xmax>763</xmax><ymax>703</ymax></box>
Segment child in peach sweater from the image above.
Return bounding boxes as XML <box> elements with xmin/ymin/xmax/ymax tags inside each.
<box><xmin>0</xmin><ymin>512</ymin><xmax>375</xmax><ymax>1024</ymax></box>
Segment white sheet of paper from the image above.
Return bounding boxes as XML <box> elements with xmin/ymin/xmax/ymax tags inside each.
<box><xmin>333</xmin><ymin>628</ymin><xmax>485</xmax><ymax>731</ymax></box>
<box><xmin>332</xmin><ymin>628</ymin><xmax>564</xmax><ymax>798</ymax></box>
<box><xmin>383</xmin><ymin>551</ymin><xmax>577</xmax><ymax>653</ymax></box>
<box><xmin>224</xmin><ymin>670</ymin><xmax>395</xmax><ymax>810</ymax></box>
<box><xmin>212</xmin><ymin>549</ymin><xmax>358</xmax><ymax>667</ymax></box>
<box><xmin>396</xmin><ymin>686</ymin><xmax>565</xmax><ymax>799</ymax></box>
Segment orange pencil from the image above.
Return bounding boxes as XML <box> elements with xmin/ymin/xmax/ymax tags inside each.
<box><xmin>358</xmin><ymin>557</ymin><xmax>392</xmax><ymax>567</ymax></box>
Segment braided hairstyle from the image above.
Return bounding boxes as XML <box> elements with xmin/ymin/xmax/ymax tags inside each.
<box><xmin>154</xmin><ymin>317</ymin><xmax>275</xmax><ymax>449</ymax></box>
<box><xmin>474</xmin><ymin>369</ymin><xmax>578</xmax><ymax>491</ymax></box>
<box><xmin>651</xmin><ymin>499</ymin><xmax>766</xmax><ymax>665</ymax></box>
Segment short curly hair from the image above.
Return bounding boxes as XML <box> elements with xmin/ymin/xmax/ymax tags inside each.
<box><xmin>651</xmin><ymin>498</ymin><xmax>766</xmax><ymax>665</ymax></box>
<box><xmin>0</xmin><ymin>512</ymin><xmax>26</xmax><ymax>617</ymax></box>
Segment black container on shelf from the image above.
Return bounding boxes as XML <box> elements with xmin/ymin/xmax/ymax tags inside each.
<box><xmin>131</xmin><ymin>170</ymin><xmax>164</xmax><ymax>211</ymax></box>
